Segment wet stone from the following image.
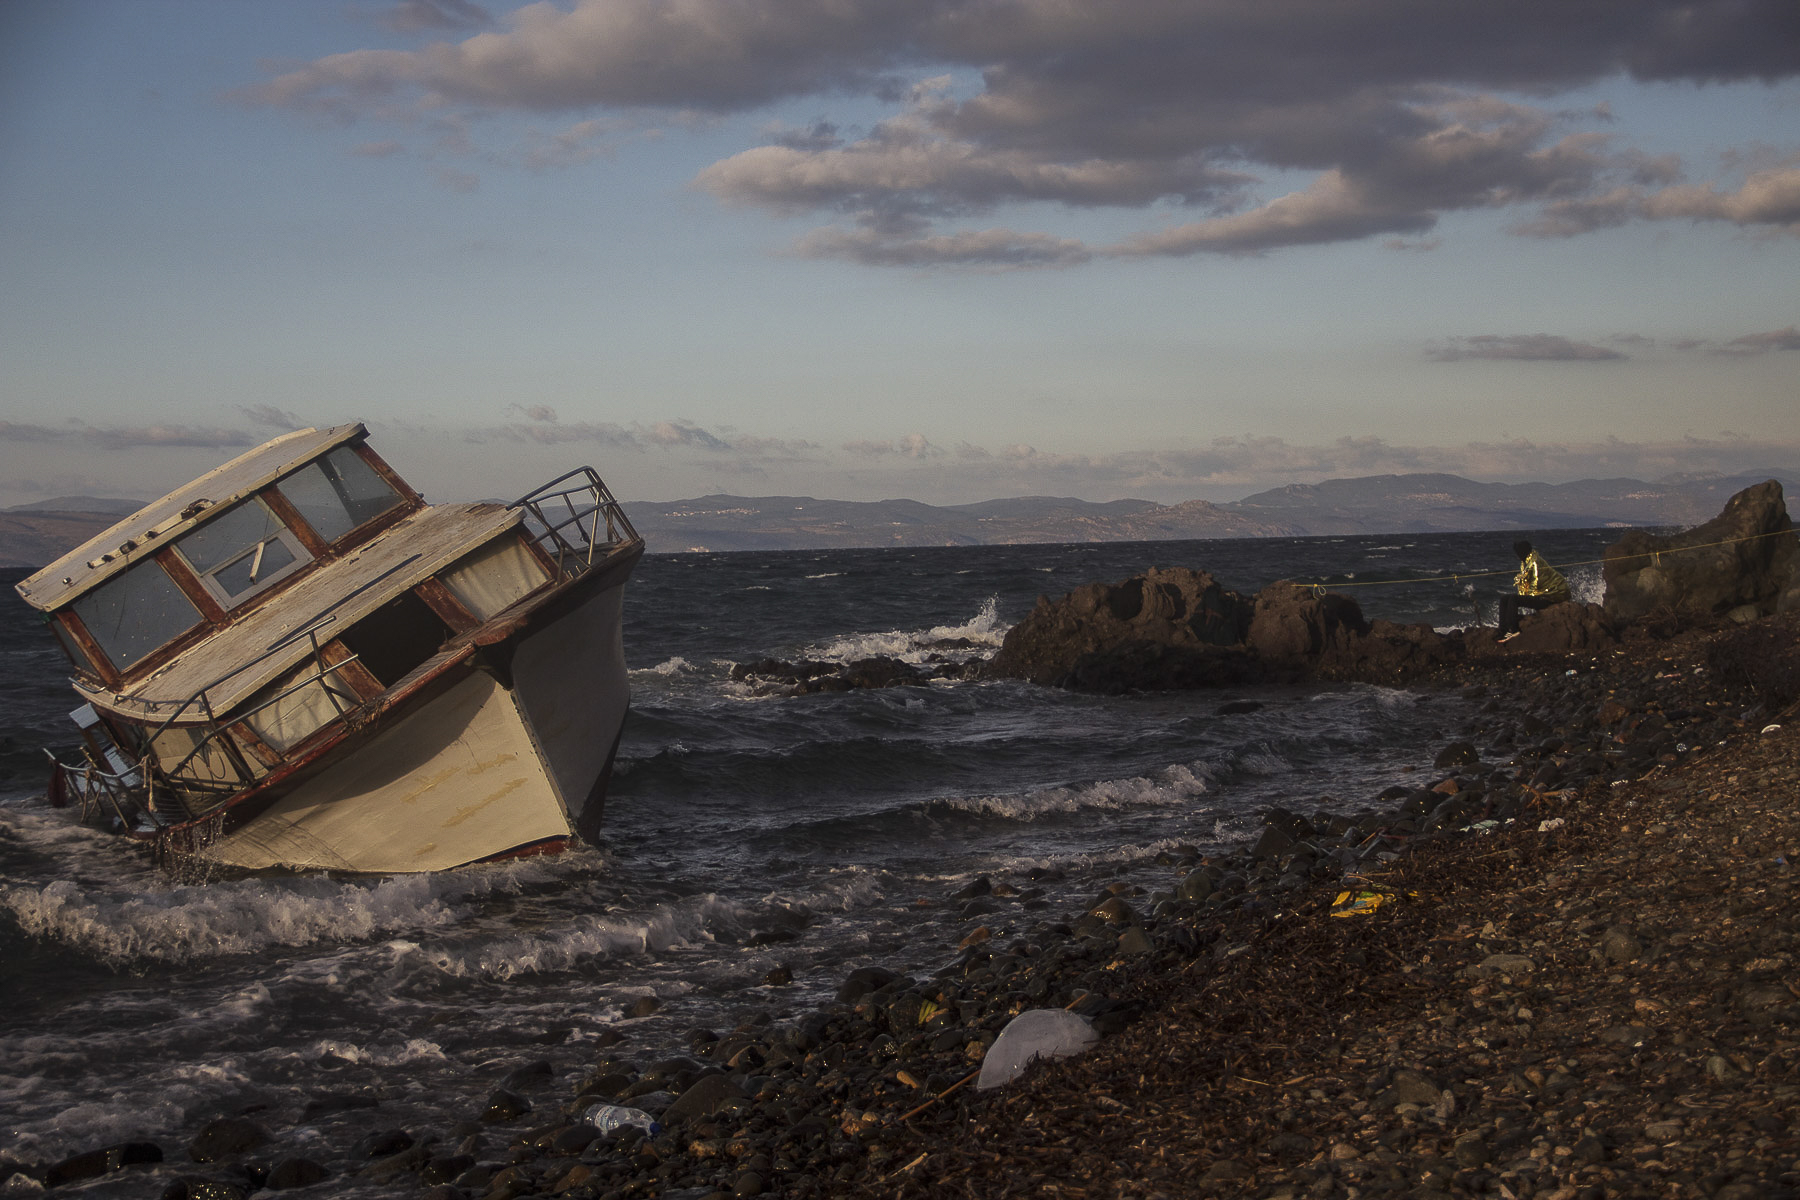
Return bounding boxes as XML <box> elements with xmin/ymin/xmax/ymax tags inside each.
<box><xmin>263</xmin><ymin>1157</ymin><xmax>329</xmax><ymax>1189</ymax></box>
<box><xmin>188</xmin><ymin>1117</ymin><xmax>268</xmax><ymax>1163</ymax></box>
<box><xmin>44</xmin><ymin>1141</ymin><xmax>163</xmax><ymax>1186</ymax></box>
<box><xmin>481</xmin><ymin>1088</ymin><xmax>532</xmax><ymax>1123</ymax></box>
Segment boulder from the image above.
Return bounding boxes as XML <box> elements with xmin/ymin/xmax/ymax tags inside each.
<box><xmin>1245</xmin><ymin>582</ymin><xmax>1370</xmax><ymax>661</ymax></box>
<box><xmin>1603</xmin><ymin>480</ymin><xmax>1797</xmax><ymax>622</ymax></box>
<box><xmin>1508</xmin><ymin>602</ymin><xmax>1620</xmax><ymax>654</ymax></box>
<box><xmin>1320</xmin><ymin>618</ymin><xmax>1458</xmax><ymax>677</ymax></box>
<box><xmin>986</xmin><ymin>567</ymin><xmax>1253</xmax><ymax>689</ymax></box>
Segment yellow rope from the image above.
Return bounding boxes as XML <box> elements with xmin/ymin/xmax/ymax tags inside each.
<box><xmin>1292</xmin><ymin>525</ymin><xmax>1795</xmax><ymax>592</ymax></box>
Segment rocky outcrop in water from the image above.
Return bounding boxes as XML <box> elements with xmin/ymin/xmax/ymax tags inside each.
<box><xmin>728</xmin><ymin>655</ymin><xmax>974</xmax><ymax>696</ymax></box>
<box><xmin>983</xmin><ymin>567</ymin><xmax>1254</xmax><ymax>690</ymax></box>
<box><xmin>986</xmin><ymin>483</ymin><xmax>1799</xmax><ymax>695</ymax></box>
<box><xmin>1602</xmin><ymin>479</ymin><xmax>1797</xmax><ymax>622</ymax></box>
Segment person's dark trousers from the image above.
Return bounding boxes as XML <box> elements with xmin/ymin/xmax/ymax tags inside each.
<box><xmin>1498</xmin><ymin>592</ymin><xmax>1564</xmax><ymax>636</ymax></box>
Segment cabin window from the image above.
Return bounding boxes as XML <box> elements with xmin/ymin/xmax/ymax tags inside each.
<box><xmin>440</xmin><ymin>536</ymin><xmax>552</xmax><ymax>620</ymax></box>
<box><xmin>69</xmin><ymin>559</ymin><xmax>204</xmax><ymax>672</ymax></box>
<box><xmin>174</xmin><ymin>498</ymin><xmax>311</xmax><ymax>607</ymax></box>
<box><xmin>48</xmin><ymin>618</ymin><xmax>100</xmax><ymax>676</ymax></box>
<box><xmin>241</xmin><ymin>661</ymin><xmax>355</xmax><ymax>752</ymax></box>
<box><xmin>278</xmin><ymin>447</ymin><xmax>404</xmax><ymax>543</ymax></box>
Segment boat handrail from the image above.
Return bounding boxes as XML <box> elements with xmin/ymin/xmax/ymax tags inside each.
<box><xmin>143</xmin><ymin>616</ymin><xmax>339</xmax><ymax>744</ymax></box>
<box><xmin>509</xmin><ymin>467</ymin><xmax>639</xmax><ymax>577</ymax></box>
<box><xmin>143</xmin><ymin>624</ymin><xmax>367</xmax><ymax>812</ymax></box>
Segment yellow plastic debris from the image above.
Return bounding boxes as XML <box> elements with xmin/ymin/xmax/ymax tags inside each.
<box><xmin>1330</xmin><ymin>888</ymin><xmax>1417</xmax><ymax>917</ymax></box>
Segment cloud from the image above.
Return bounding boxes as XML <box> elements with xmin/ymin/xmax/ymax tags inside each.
<box><xmin>432</xmin><ymin>166</ymin><xmax>480</xmax><ymax>193</ymax></box>
<box><xmin>352</xmin><ymin>139</ymin><xmax>405</xmax><ymax>158</ymax></box>
<box><xmin>795</xmin><ymin>224</ymin><xmax>1092</xmax><ymax>268</ymax></box>
<box><xmin>246</xmin><ymin>0</ymin><xmax>923</xmax><ymax>116</ymax></box>
<box><xmin>1520</xmin><ymin>162</ymin><xmax>1800</xmax><ymax>236</ymax></box>
<box><xmin>1427</xmin><ymin>334</ymin><xmax>1627</xmax><ymax>362</ymax></box>
<box><xmin>0</xmin><ymin>421</ymin><xmax>263</xmax><ymax>451</ymax></box>
<box><xmin>469</xmin><ymin>416</ymin><xmax>820</xmax><ymax>463</ymax></box>
<box><xmin>247</xmin><ymin>2</ymin><xmax>1800</xmax><ymax>262</ymax></box>
<box><xmin>1721</xmin><ymin>325</ymin><xmax>1800</xmax><ymax>354</ymax></box>
<box><xmin>843</xmin><ymin>434</ymin><xmax>944</xmax><ymax>458</ymax></box>
<box><xmin>239</xmin><ymin>404</ymin><xmax>305</xmax><ymax>429</ymax></box>
<box><xmin>378</xmin><ymin>1</ymin><xmax>494</xmax><ymax>35</ymax></box>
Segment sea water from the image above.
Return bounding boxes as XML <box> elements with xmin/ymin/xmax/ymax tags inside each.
<box><xmin>0</xmin><ymin>530</ymin><xmax>1617</xmax><ymax>1192</ymax></box>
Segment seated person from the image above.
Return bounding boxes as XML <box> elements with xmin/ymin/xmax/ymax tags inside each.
<box><xmin>1498</xmin><ymin>540</ymin><xmax>1569</xmax><ymax>641</ymax></box>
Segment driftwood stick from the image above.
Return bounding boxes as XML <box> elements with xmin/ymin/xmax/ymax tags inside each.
<box><xmin>896</xmin><ymin>1067</ymin><xmax>981</xmax><ymax>1122</ymax></box>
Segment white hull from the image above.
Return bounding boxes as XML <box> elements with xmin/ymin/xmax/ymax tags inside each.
<box><xmin>197</xmin><ymin>584</ymin><xmax>631</xmax><ymax>873</ymax></box>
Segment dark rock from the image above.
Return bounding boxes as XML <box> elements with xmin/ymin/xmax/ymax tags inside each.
<box><xmin>1603</xmin><ymin>480</ymin><xmax>1797</xmax><ymax>621</ymax></box>
<box><xmin>479</xmin><ymin>1089</ymin><xmax>530</xmax><ymax>1123</ymax></box>
<box><xmin>188</xmin><ymin>1117</ymin><xmax>268</xmax><ymax>1163</ymax></box>
<box><xmin>1376</xmin><ymin>1069</ymin><xmax>1444</xmax><ymax>1110</ymax></box>
<box><xmin>836</xmin><ymin>965</ymin><xmax>903</xmax><ymax>1003</ymax></box>
<box><xmin>264</xmin><ymin>1158</ymin><xmax>329</xmax><ymax>1189</ymax></box>
<box><xmin>1597</xmin><ymin>926</ymin><xmax>1642</xmax><ymax>963</ymax></box>
<box><xmin>162</xmin><ymin>1180</ymin><xmax>250</xmax><ymax>1200</ymax></box>
<box><xmin>352</xmin><ymin>1129</ymin><xmax>414</xmax><ymax>1160</ymax></box>
<box><xmin>1324</xmin><ymin>618</ymin><xmax>1459</xmax><ymax>677</ymax></box>
<box><xmin>986</xmin><ymin>567</ymin><xmax>1254</xmax><ymax>689</ymax></box>
<box><xmin>1509</xmin><ymin>602</ymin><xmax>1620</xmax><ymax>654</ymax></box>
<box><xmin>663</xmin><ymin>1075</ymin><xmax>745</xmax><ymax>1125</ymax></box>
<box><xmin>1245</xmin><ymin>582</ymin><xmax>1369</xmax><ymax>661</ymax></box>
<box><xmin>44</xmin><ymin>1141</ymin><xmax>163</xmax><ymax>1186</ymax></box>
<box><xmin>1434</xmin><ymin>741</ymin><xmax>1479</xmax><ymax>768</ymax></box>
<box><xmin>1116</xmin><ymin>927</ymin><xmax>1153</xmax><ymax>956</ymax></box>
<box><xmin>625</xmin><ymin>995</ymin><xmax>662</xmax><ymax>1018</ymax></box>
<box><xmin>300</xmin><ymin>1092</ymin><xmax>379</xmax><ymax>1118</ymax></box>
<box><xmin>1249</xmin><ymin>824</ymin><xmax>1295</xmax><ymax>857</ymax></box>
<box><xmin>762</xmin><ymin>964</ymin><xmax>793</xmax><ymax>986</ymax></box>
<box><xmin>500</xmin><ymin>1060</ymin><xmax>553</xmax><ymax>1090</ymax></box>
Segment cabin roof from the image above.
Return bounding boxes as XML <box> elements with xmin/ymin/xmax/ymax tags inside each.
<box><xmin>17</xmin><ymin>424</ymin><xmax>369</xmax><ymax>613</ymax></box>
<box><xmin>76</xmin><ymin>500</ymin><xmax>525</xmax><ymax>722</ymax></box>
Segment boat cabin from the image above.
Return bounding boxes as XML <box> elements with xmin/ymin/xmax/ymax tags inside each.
<box><xmin>18</xmin><ymin>423</ymin><xmax>600</xmax><ymax>826</ymax></box>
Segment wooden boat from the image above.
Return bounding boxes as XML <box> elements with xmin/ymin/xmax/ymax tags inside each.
<box><xmin>15</xmin><ymin>424</ymin><xmax>643</xmax><ymax>873</ymax></box>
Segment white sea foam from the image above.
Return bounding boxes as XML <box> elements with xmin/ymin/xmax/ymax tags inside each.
<box><xmin>809</xmin><ymin>596</ymin><xmax>1006</xmax><ymax>665</ymax></box>
<box><xmin>974</xmin><ymin>836</ymin><xmax>1198</xmax><ymax>878</ymax></box>
<box><xmin>0</xmin><ymin>872</ymin><xmax>465</xmax><ymax>965</ymax></box>
<box><xmin>301</xmin><ymin>1037</ymin><xmax>448</xmax><ymax>1067</ymax></box>
<box><xmin>944</xmin><ymin>762</ymin><xmax>1211</xmax><ymax>822</ymax></box>
<box><xmin>1569</xmin><ymin>563</ymin><xmax>1604</xmax><ymax>606</ymax></box>
<box><xmin>634</xmin><ymin>656</ymin><xmax>695</xmax><ymax>676</ymax></box>
<box><xmin>417</xmin><ymin>893</ymin><xmax>745</xmax><ymax>980</ymax></box>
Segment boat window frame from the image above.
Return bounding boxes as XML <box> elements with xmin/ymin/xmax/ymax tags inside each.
<box><xmin>171</xmin><ymin>496</ymin><xmax>314</xmax><ymax>611</ymax></box>
<box><xmin>65</xmin><ymin>554</ymin><xmax>209</xmax><ymax>678</ymax></box>
<box><xmin>272</xmin><ymin>445</ymin><xmax>409</xmax><ymax>548</ymax></box>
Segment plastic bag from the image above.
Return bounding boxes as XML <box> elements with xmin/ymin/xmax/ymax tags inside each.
<box><xmin>976</xmin><ymin>1008</ymin><xmax>1098</xmax><ymax>1090</ymax></box>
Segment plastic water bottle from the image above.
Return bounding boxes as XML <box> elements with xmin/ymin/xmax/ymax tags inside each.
<box><xmin>583</xmin><ymin>1103</ymin><xmax>661</xmax><ymax>1136</ymax></box>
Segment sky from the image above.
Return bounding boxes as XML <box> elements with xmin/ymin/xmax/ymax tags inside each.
<box><xmin>1</xmin><ymin>0</ymin><xmax>1797</xmax><ymax>510</ymax></box>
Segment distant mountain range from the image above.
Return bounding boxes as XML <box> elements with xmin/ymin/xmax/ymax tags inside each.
<box><xmin>622</xmin><ymin>471</ymin><xmax>1799</xmax><ymax>553</ymax></box>
<box><xmin>2</xmin><ymin>471</ymin><xmax>1795</xmax><ymax>568</ymax></box>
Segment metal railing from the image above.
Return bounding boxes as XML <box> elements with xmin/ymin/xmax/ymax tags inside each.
<box><xmin>510</xmin><ymin>467</ymin><xmax>639</xmax><ymax>578</ymax></box>
<box><xmin>140</xmin><ymin>619</ymin><xmax>365</xmax><ymax>817</ymax></box>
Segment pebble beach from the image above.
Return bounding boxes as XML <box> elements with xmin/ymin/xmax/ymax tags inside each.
<box><xmin>25</xmin><ymin>606</ymin><xmax>1789</xmax><ymax>1200</ymax></box>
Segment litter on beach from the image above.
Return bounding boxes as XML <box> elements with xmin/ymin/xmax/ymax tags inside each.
<box><xmin>976</xmin><ymin>1009</ymin><xmax>1099</xmax><ymax>1090</ymax></box>
<box><xmin>1329</xmin><ymin>888</ymin><xmax>1417</xmax><ymax>917</ymax></box>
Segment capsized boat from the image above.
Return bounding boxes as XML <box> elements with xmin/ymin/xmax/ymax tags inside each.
<box><xmin>16</xmin><ymin>424</ymin><xmax>644</xmax><ymax>873</ymax></box>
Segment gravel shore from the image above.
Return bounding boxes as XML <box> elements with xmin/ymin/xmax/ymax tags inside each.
<box><xmin>36</xmin><ymin>614</ymin><xmax>1800</xmax><ymax>1200</ymax></box>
